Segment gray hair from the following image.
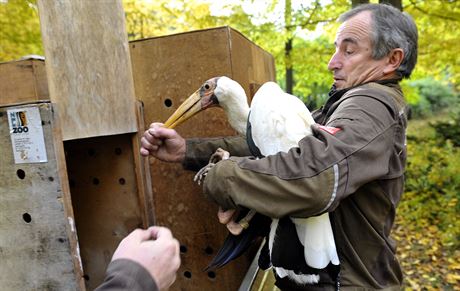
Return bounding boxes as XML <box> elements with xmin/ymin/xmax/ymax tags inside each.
<box><xmin>339</xmin><ymin>4</ymin><xmax>418</xmax><ymax>79</ymax></box>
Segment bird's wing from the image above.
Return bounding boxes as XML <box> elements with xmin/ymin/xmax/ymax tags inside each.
<box><xmin>249</xmin><ymin>82</ymin><xmax>313</xmax><ymax>155</ymax></box>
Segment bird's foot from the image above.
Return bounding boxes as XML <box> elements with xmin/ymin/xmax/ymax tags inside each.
<box><xmin>209</xmin><ymin>148</ymin><xmax>230</xmax><ymax>163</ymax></box>
<box><xmin>193</xmin><ymin>148</ymin><xmax>230</xmax><ymax>185</ymax></box>
<box><xmin>194</xmin><ymin>162</ymin><xmax>215</xmax><ymax>185</ymax></box>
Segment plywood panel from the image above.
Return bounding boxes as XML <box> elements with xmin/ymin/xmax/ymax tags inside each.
<box><xmin>229</xmin><ymin>28</ymin><xmax>276</xmax><ymax>97</ymax></box>
<box><xmin>130</xmin><ymin>27</ymin><xmax>235</xmax><ymax>127</ymax></box>
<box><xmin>130</xmin><ymin>26</ymin><xmax>275</xmax><ymax>291</ymax></box>
<box><xmin>37</xmin><ymin>0</ymin><xmax>137</xmax><ymax>140</ymax></box>
<box><xmin>0</xmin><ymin>102</ymin><xmax>84</xmax><ymax>290</ymax></box>
<box><xmin>0</xmin><ymin>59</ymin><xmax>49</xmax><ymax>106</ymax></box>
<box><xmin>65</xmin><ymin>134</ymin><xmax>147</xmax><ymax>290</ymax></box>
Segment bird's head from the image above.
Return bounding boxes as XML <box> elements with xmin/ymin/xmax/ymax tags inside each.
<box><xmin>163</xmin><ymin>77</ymin><xmax>220</xmax><ymax>128</ymax></box>
<box><xmin>163</xmin><ymin>76</ymin><xmax>247</xmax><ymax>129</ymax></box>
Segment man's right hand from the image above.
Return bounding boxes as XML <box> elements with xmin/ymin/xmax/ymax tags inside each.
<box><xmin>140</xmin><ymin>123</ymin><xmax>186</xmax><ymax>163</ymax></box>
<box><xmin>111</xmin><ymin>227</ymin><xmax>181</xmax><ymax>291</ymax></box>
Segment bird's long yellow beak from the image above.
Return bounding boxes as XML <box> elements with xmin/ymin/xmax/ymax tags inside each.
<box><xmin>164</xmin><ymin>90</ymin><xmax>203</xmax><ymax>129</ymax></box>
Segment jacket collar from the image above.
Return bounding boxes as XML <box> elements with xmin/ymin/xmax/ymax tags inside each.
<box><xmin>312</xmin><ymin>79</ymin><xmax>401</xmax><ymax>125</ymax></box>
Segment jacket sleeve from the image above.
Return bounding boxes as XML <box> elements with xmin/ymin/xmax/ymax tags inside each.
<box><xmin>182</xmin><ymin>135</ymin><xmax>252</xmax><ymax>171</ymax></box>
<box><xmin>95</xmin><ymin>259</ymin><xmax>158</xmax><ymax>291</ymax></box>
<box><xmin>203</xmin><ymin>95</ymin><xmax>399</xmax><ymax>218</ymax></box>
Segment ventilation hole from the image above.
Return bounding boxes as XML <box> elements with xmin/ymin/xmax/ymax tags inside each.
<box><xmin>83</xmin><ymin>274</ymin><xmax>90</xmax><ymax>281</ymax></box>
<box><xmin>207</xmin><ymin>271</ymin><xmax>216</xmax><ymax>279</ymax></box>
<box><xmin>48</xmin><ymin>177</ymin><xmax>54</xmax><ymax>182</ymax></box>
<box><xmin>23</xmin><ymin>213</ymin><xmax>32</xmax><ymax>223</ymax></box>
<box><xmin>118</xmin><ymin>178</ymin><xmax>126</xmax><ymax>185</ymax></box>
<box><xmin>41</xmin><ymin>120</ymin><xmax>46</xmax><ymax>126</ymax></box>
<box><xmin>0</xmin><ymin>112</ymin><xmax>3</xmax><ymax>117</ymax></box>
<box><xmin>115</xmin><ymin>147</ymin><xmax>122</xmax><ymax>155</ymax></box>
<box><xmin>164</xmin><ymin>99</ymin><xmax>173</xmax><ymax>107</ymax></box>
<box><xmin>180</xmin><ymin>245</ymin><xmax>187</xmax><ymax>253</ymax></box>
<box><xmin>69</xmin><ymin>179</ymin><xmax>76</xmax><ymax>188</ymax></box>
<box><xmin>92</xmin><ymin>178</ymin><xmax>100</xmax><ymax>185</ymax></box>
<box><xmin>205</xmin><ymin>246</ymin><xmax>213</xmax><ymax>255</ymax></box>
<box><xmin>17</xmin><ymin>169</ymin><xmax>26</xmax><ymax>179</ymax></box>
<box><xmin>183</xmin><ymin>271</ymin><xmax>192</xmax><ymax>279</ymax></box>
<box><xmin>132</xmin><ymin>44</ymin><xmax>136</xmax><ymax>48</ymax></box>
<box><xmin>58</xmin><ymin>238</ymin><xmax>65</xmax><ymax>243</ymax></box>
<box><xmin>87</xmin><ymin>148</ymin><xmax>95</xmax><ymax>156</ymax></box>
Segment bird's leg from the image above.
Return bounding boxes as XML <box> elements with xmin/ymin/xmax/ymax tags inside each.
<box><xmin>217</xmin><ymin>206</ymin><xmax>235</xmax><ymax>224</ymax></box>
<box><xmin>218</xmin><ymin>207</ymin><xmax>257</xmax><ymax>236</ymax></box>
<box><xmin>194</xmin><ymin>148</ymin><xmax>230</xmax><ymax>185</ymax></box>
<box><xmin>195</xmin><ymin>148</ymin><xmax>257</xmax><ymax>235</ymax></box>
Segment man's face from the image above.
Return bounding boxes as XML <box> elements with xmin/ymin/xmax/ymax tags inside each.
<box><xmin>328</xmin><ymin>11</ymin><xmax>391</xmax><ymax>90</ymax></box>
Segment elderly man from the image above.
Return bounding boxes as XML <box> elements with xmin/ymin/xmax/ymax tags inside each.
<box><xmin>141</xmin><ymin>3</ymin><xmax>417</xmax><ymax>290</ymax></box>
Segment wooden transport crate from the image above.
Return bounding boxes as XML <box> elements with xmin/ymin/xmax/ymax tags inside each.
<box><xmin>0</xmin><ymin>102</ymin><xmax>84</xmax><ymax>290</ymax></box>
<box><xmin>130</xmin><ymin>26</ymin><xmax>276</xmax><ymax>291</ymax></box>
<box><xmin>0</xmin><ymin>58</ymin><xmax>48</xmax><ymax>106</ymax></box>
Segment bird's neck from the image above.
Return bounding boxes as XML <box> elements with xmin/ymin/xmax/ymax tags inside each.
<box><xmin>222</xmin><ymin>100</ymin><xmax>250</xmax><ymax>135</ymax></box>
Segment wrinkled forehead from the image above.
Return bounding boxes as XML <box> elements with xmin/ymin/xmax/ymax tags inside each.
<box><xmin>335</xmin><ymin>11</ymin><xmax>373</xmax><ymax>46</ymax></box>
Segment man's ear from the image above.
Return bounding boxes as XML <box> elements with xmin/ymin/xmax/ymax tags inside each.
<box><xmin>383</xmin><ymin>48</ymin><xmax>404</xmax><ymax>74</ymax></box>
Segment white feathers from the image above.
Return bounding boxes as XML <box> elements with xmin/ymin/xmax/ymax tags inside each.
<box><xmin>215</xmin><ymin>77</ymin><xmax>250</xmax><ymax>135</ymax></box>
<box><xmin>294</xmin><ymin>214</ymin><xmax>340</xmax><ymax>268</ymax></box>
<box><xmin>275</xmin><ymin>267</ymin><xmax>320</xmax><ymax>285</ymax></box>
<box><xmin>249</xmin><ymin>82</ymin><xmax>315</xmax><ymax>155</ymax></box>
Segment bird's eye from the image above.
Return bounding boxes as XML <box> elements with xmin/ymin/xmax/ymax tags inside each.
<box><xmin>204</xmin><ymin>83</ymin><xmax>210</xmax><ymax>90</ymax></box>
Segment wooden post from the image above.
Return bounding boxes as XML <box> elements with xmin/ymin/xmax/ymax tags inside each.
<box><xmin>37</xmin><ymin>0</ymin><xmax>137</xmax><ymax>140</ymax></box>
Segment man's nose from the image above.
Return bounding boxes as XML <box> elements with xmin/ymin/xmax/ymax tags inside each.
<box><xmin>328</xmin><ymin>52</ymin><xmax>341</xmax><ymax>71</ymax></box>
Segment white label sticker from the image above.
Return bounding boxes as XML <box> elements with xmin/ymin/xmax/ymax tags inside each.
<box><xmin>7</xmin><ymin>107</ymin><xmax>48</xmax><ymax>164</ymax></box>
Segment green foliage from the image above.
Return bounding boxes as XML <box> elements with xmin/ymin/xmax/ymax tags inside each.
<box><xmin>406</xmin><ymin>77</ymin><xmax>459</xmax><ymax>118</ymax></box>
<box><xmin>430</xmin><ymin>108</ymin><xmax>460</xmax><ymax>147</ymax></box>
<box><xmin>0</xmin><ymin>0</ymin><xmax>43</xmax><ymax>61</ymax></box>
<box><xmin>404</xmin><ymin>0</ymin><xmax>460</xmax><ymax>90</ymax></box>
<box><xmin>412</xmin><ymin>78</ymin><xmax>457</xmax><ymax>111</ymax></box>
<box><xmin>393</xmin><ymin>116</ymin><xmax>460</xmax><ymax>289</ymax></box>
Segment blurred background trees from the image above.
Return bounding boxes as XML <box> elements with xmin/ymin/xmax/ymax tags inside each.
<box><xmin>1</xmin><ymin>0</ymin><xmax>459</xmax><ymax>289</ymax></box>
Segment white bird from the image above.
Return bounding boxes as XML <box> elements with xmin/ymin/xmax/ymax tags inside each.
<box><xmin>249</xmin><ymin>81</ymin><xmax>339</xmax><ymax>284</ymax></box>
<box><xmin>163</xmin><ymin>76</ymin><xmax>339</xmax><ymax>284</ymax></box>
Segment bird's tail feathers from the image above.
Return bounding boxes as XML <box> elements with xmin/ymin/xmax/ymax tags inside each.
<box><xmin>292</xmin><ymin>213</ymin><xmax>340</xmax><ymax>269</ymax></box>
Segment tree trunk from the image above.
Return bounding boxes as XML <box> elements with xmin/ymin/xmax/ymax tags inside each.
<box><xmin>352</xmin><ymin>0</ymin><xmax>369</xmax><ymax>8</ymax></box>
<box><xmin>284</xmin><ymin>0</ymin><xmax>293</xmax><ymax>94</ymax></box>
<box><xmin>379</xmin><ymin>0</ymin><xmax>402</xmax><ymax>11</ymax></box>
<box><xmin>285</xmin><ymin>38</ymin><xmax>293</xmax><ymax>94</ymax></box>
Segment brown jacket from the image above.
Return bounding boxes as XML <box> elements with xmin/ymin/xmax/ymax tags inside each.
<box><xmin>95</xmin><ymin>259</ymin><xmax>158</xmax><ymax>291</ymax></box>
<box><xmin>183</xmin><ymin>82</ymin><xmax>407</xmax><ymax>290</ymax></box>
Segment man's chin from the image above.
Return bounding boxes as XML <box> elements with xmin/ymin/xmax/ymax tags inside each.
<box><xmin>333</xmin><ymin>82</ymin><xmax>346</xmax><ymax>90</ymax></box>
